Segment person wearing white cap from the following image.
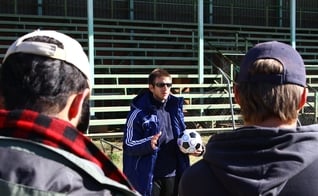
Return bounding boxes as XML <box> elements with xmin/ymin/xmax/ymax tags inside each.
<box><xmin>179</xmin><ymin>41</ymin><xmax>318</xmax><ymax>196</ymax></box>
<box><xmin>0</xmin><ymin>30</ymin><xmax>139</xmax><ymax>195</ymax></box>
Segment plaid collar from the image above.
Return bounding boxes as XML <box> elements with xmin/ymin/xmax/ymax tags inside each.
<box><xmin>0</xmin><ymin>109</ymin><xmax>133</xmax><ymax>190</ymax></box>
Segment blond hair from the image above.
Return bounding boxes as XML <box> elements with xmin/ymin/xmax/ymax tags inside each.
<box><xmin>236</xmin><ymin>59</ymin><xmax>304</xmax><ymax>124</ymax></box>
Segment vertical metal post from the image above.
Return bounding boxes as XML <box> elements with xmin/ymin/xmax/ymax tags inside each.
<box><xmin>87</xmin><ymin>0</ymin><xmax>95</xmax><ymax>134</ymax></box>
<box><xmin>278</xmin><ymin>0</ymin><xmax>283</xmax><ymax>27</ymax></box>
<box><xmin>198</xmin><ymin>0</ymin><xmax>204</xmax><ymax>84</ymax></box>
<box><xmin>129</xmin><ymin>0</ymin><xmax>134</xmax><ymax>20</ymax></box>
<box><xmin>290</xmin><ymin>0</ymin><xmax>296</xmax><ymax>48</ymax></box>
<box><xmin>129</xmin><ymin>0</ymin><xmax>135</xmax><ymax>71</ymax></box>
<box><xmin>230</xmin><ymin>4</ymin><xmax>234</xmax><ymax>24</ymax></box>
<box><xmin>154</xmin><ymin>0</ymin><xmax>157</xmax><ymax>21</ymax></box>
<box><xmin>14</xmin><ymin>0</ymin><xmax>17</xmax><ymax>14</ymax></box>
<box><xmin>198</xmin><ymin>0</ymin><xmax>204</xmax><ymax>115</ymax></box>
<box><xmin>37</xmin><ymin>0</ymin><xmax>43</xmax><ymax>15</ymax></box>
<box><xmin>265</xmin><ymin>6</ymin><xmax>268</xmax><ymax>26</ymax></box>
<box><xmin>315</xmin><ymin>91</ymin><xmax>318</xmax><ymax>123</ymax></box>
<box><xmin>87</xmin><ymin>0</ymin><xmax>94</xmax><ymax>88</ymax></box>
<box><xmin>64</xmin><ymin>0</ymin><xmax>67</xmax><ymax>16</ymax></box>
<box><xmin>209</xmin><ymin>0</ymin><xmax>213</xmax><ymax>24</ymax></box>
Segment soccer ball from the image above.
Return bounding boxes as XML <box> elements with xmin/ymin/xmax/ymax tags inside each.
<box><xmin>177</xmin><ymin>130</ymin><xmax>203</xmax><ymax>154</ymax></box>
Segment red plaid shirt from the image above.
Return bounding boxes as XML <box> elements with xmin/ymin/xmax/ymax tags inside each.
<box><xmin>0</xmin><ymin>109</ymin><xmax>134</xmax><ymax>190</ymax></box>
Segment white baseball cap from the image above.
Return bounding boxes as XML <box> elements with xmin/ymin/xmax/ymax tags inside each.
<box><xmin>2</xmin><ymin>30</ymin><xmax>91</xmax><ymax>88</ymax></box>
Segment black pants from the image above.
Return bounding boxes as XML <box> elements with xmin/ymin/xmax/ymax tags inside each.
<box><xmin>152</xmin><ymin>176</ymin><xmax>177</xmax><ymax>196</ymax></box>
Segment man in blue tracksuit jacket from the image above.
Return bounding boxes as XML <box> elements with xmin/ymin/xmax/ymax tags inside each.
<box><xmin>123</xmin><ymin>69</ymin><xmax>201</xmax><ymax>196</ymax></box>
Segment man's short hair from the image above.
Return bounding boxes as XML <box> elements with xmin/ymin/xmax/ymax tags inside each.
<box><xmin>0</xmin><ymin>30</ymin><xmax>90</xmax><ymax>115</ymax></box>
<box><xmin>236</xmin><ymin>59</ymin><xmax>305</xmax><ymax>123</ymax></box>
<box><xmin>148</xmin><ymin>68</ymin><xmax>171</xmax><ymax>85</ymax></box>
<box><xmin>235</xmin><ymin>41</ymin><xmax>307</xmax><ymax>124</ymax></box>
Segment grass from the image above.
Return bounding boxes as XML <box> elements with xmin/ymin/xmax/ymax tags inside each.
<box><xmin>94</xmin><ymin>135</ymin><xmax>211</xmax><ymax>170</ymax></box>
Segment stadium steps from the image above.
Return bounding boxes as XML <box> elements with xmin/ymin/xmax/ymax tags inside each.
<box><xmin>0</xmin><ymin>14</ymin><xmax>318</xmax><ymax>137</ymax></box>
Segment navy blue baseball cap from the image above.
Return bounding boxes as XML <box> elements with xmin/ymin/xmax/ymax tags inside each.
<box><xmin>236</xmin><ymin>41</ymin><xmax>306</xmax><ymax>87</ymax></box>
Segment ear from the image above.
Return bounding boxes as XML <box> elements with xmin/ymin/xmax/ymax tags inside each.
<box><xmin>149</xmin><ymin>83</ymin><xmax>154</xmax><ymax>93</ymax></box>
<box><xmin>298</xmin><ymin>87</ymin><xmax>308</xmax><ymax>110</ymax></box>
<box><xmin>69</xmin><ymin>88</ymin><xmax>90</xmax><ymax>120</ymax></box>
<box><xmin>233</xmin><ymin>84</ymin><xmax>240</xmax><ymax>105</ymax></box>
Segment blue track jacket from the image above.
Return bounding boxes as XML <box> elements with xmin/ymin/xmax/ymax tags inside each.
<box><xmin>123</xmin><ymin>89</ymin><xmax>189</xmax><ymax>196</ymax></box>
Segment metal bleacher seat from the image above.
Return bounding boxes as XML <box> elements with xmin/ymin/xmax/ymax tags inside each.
<box><xmin>2</xmin><ymin>14</ymin><xmax>318</xmax><ymax>139</ymax></box>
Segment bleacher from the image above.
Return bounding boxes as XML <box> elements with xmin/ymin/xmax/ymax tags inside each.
<box><xmin>90</xmin><ymin>73</ymin><xmax>239</xmax><ymax>135</ymax></box>
<box><xmin>0</xmin><ymin>14</ymin><xmax>318</xmax><ymax>139</ymax></box>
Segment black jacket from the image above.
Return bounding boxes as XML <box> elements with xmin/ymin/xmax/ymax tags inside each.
<box><xmin>179</xmin><ymin>124</ymin><xmax>318</xmax><ymax>196</ymax></box>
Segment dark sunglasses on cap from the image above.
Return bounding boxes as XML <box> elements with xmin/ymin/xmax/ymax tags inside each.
<box><xmin>155</xmin><ymin>82</ymin><xmax>172</xmax><ymax>88</ymax></box>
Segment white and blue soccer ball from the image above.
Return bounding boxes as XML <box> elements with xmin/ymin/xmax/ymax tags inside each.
<box><xmin>177</xmin><ymin>129</ymin><xmax>203</xmax><ymax>154</ymax></box>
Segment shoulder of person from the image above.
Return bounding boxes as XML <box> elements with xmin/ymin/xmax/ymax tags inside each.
<box><xmin>0</xmin><ymin>136</ymin><xmax>139</xmax><ymax>196</ymax></box>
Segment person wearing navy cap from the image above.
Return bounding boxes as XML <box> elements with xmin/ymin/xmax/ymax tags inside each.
<box><xmin>179</xmin><ymin>41</ymin><xmax>318</xmax><ymax>196</ymax></box>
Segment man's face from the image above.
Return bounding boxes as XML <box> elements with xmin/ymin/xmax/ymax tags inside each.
<box><xmin>149</xmin><ymin>76</ymin><xmax>172</xmax><ymax>102</ymax></box>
